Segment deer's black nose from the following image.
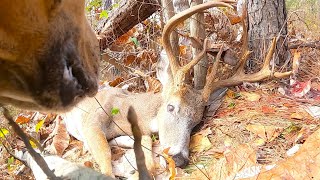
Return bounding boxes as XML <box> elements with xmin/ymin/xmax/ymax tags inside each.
<box><xmin>172</xmin><ymin>153</ymin><xmax>189</xmax><ymax>168</ymax></box>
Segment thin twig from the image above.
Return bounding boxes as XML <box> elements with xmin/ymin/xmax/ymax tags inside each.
<box><xmin>0</xmin><ymin>130</ymin><xmax>28</xmax><ymax>167</ymax></box>
<box><xmin>0</xmin><ymin>106</ymin><xmax>60</xmax><ymax>180</ymax></box>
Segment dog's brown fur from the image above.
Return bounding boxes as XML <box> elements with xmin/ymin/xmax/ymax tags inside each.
<box><xmin>0</xmin><ymin>0</ymin><xmax>100</xmax><ymax>111</ymax></box>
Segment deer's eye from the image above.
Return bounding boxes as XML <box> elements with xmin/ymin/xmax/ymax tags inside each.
<box><xmin>167</xmin><ymin>104</ymin><xmax>175</xmax><ymax>112</ymax></box>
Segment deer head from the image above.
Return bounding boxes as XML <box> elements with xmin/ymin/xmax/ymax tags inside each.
<box><xmin>156</xmin><ymin>0</ymin><xmax>292</xmax><ymax>167</ymax></box>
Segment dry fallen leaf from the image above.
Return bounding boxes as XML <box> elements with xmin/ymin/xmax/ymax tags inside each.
<box><xmin>247</xmin><ymin>128</ymin><xmax>320</xmax><ymax>179</ymax></box>
<box><xmin>84</xmin><ymin>161</ymin><xmax>94</xmax><ymax>168</ymax></box>
<box><xmin>109</xmin><ymin>77</ymin><xmax>124</xmax><ymax>87</ymax></box>
<box><xmin>253</xmin><ymin>138</ymin><xmax>266</xmax><ymax>146</ymax></box>
<box><xmin>295</xmin><ymin>127</ymin><xmax>312</xmax><ymax>143</ymax></box>
<box><xmin>246</xmin><ymin>124</ymin><xmax>283</xmax><ymax>142</ymax></box>
<box><xmin>111</xmin><ymin>146</ymin><xmax>125</xmax><ymax>161</ymax></box>
<box><xmin>225</xmin><ymin>13</ymin><xmax>242</xmax><ymax>25</ymax></box>
<box><xmin>189</xmin><ymin>133</ymin><xmax>212</xmax><ymax>153</ymax></box>
<box><xmin>115</xmin><ymin>28</ymin><xmax>136</xmax><ymax>45</ymax></box>
<box><xmin>241</xmin><ymin>92</ymin><xmax>261</xmax><ymax>102</ymax></box>
<box><xmin>50</xmin><ymin>118</ymin><xmax>70</xmax><ymax>156</ymax></box>
<box><xmin>261</xmin><ymin>105</ymin><xmax>276</xmax><ymax>114</ymax></box>
<box><xmin>163</xmin><ymin>147</ymin><xmax>176</xmax><ymax>180</ymax></box>
<box><xmin>123</xmin><ymin>54</ymin><xmax>136</xmax><ymax>66</ymax></box>
<box><xmin>290</xmin><ymin>112</ymin><xmax>304</xmax><ymax>120</ymax></box>
<box><xmin>224</xmin><ymin>137</ymin><xmax>233</xmax><ymax>147</ymax></box>
<box><xmin>224</xmin><ymin>144</ymin><xmax>258</xmax><ymax>178</ymax></box>
<box><xmin>198</xmin><ymin>127</ymin><xmax>212</xmax><ymax>136</ymax></box>
<box><xmin>137</xmin><ymin>50</ymin><xmax>158</xmax><ymax>64</ymax></box>
<box><xmin>179</xmin><ymin>45</ymin><xmax>187</xmax><ymax>55</ymax></box>
<box><xmin>35</xmin><ymin>120</ymin><xmax>44</xmax><ymax>133</ymax></box>
<box><xmin>190</xmin><ymin>143</ymin><xmax>259</xmax><ymax>180</ymax></box>
<box><xmin>226</xmin><ymin>89</ymin><xmax>238</xmax><ymax>99</ymax></box>
<box><xmin>177</xmin><ymin>22</ymin><xmax>185</xmax><ymax>29</ymax></box>
<box><xmin>15</xmin><ymin>113</ymin><xmax>32</xmax><ymax>124</ymax></box>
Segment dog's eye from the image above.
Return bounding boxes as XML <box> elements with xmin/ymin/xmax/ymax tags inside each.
<box><xmin>167</xmin><ymin>104</ymin><xmax>175</xmax><ymax>112</ymax></box>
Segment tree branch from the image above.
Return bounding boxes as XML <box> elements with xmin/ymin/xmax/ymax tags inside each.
<box><xmin>98</xmin><ymin>0</ymin><xmax>160</xmax><ymax>49</ymax></box>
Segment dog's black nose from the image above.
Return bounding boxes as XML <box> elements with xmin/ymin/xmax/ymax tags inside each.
<box><xmin>172</xmin><ymin>153</ymin><xmax>189</xmax><ymax>168</ymax></box>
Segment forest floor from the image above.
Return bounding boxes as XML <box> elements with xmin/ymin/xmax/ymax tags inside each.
<box><xmin>0</xmin><ymin>80</ymin><xmax>319</xmax><ymax>179</ymax></box>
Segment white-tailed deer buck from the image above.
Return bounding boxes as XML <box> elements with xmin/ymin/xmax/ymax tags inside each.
<box><xmin>63</xmin><ymin>0</ymin><xmax>292</xmax><ymax>177</ymax></box>
<box><xmin>0</xmin><ymin>0</ymin><xmax>100</xmax><ymax>111</ymax></box>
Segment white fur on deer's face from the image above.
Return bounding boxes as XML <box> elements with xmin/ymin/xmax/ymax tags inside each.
<box><xmin>158</xmin><ymin>86</ymin><xmax>205</xmax><ymax>167</ymax></box>
<box><xmin>156</xmin><ymin>51</ymin><xmax>206</xmax><ymax>167</ymax></box>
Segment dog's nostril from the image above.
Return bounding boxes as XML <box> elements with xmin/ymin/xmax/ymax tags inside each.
<box><xmin>76</xmin><ymin>83</ymin><xmax>82</xmax><ymax>90</ymax></box>
<box><xmin>172</xmin><ymin>153</ymin><xmax>189</xmax><ymax>168</ymax></box>
<box><xmin>85</xmin><ymin>82</ymin><xmax>98</xmax><ymax>97</ymax></box>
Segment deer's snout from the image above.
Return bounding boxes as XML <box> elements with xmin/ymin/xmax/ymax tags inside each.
<box><xmin>172</xmin><ymin>152</ymin><xmax>189</xmax><ymax>168</ymax></box>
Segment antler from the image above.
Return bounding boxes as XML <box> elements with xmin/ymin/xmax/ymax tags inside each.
<box><xmin>162</xmin><ymin>0</ymin><xmax>235</xmax><ymax>90</ymax></box>
<box><xmin>202</xmin><ymin>38</ymin><xmax>292</xmax><ymax>101</ymax></box>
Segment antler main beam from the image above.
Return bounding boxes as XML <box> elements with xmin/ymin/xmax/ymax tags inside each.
<box><xmin>162</xmin><ymin>0</ymin><xmax>235</xmax><ymax>81</ymax></box>
<box><xmin>201</xmin><ymin>3</ymin><xmax>292</xmax><ymax>102</ymax></box>
<box><xmin>202</xmin><ymin>38</ymin><xmax>293</xmax><ymax>101</ymax></box>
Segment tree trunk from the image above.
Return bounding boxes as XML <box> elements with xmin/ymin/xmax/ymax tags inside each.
<box><xmin>98</xmin><ymin>0</ymin><xmax>159</xmax><ymax>50</ymax></box>
<box><xmin>247</xmin><ymin>0</ymin><xmax>288</xmax><ymax>70</ymax></box>
<box><xmin>190</xmin><ymin>0</ymin><xmax>208</xmax><ymax>90</ymax></box>
<box><xmin>161</xmin><ymin>0</ymin><xmax>179</xmax><ymax>58</ymax></box>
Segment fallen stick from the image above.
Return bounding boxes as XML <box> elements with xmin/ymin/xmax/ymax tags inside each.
<box><xmin>289</xmin><ymin>40</ymin><xmax>320</xmax><ymax>49</ymax></box>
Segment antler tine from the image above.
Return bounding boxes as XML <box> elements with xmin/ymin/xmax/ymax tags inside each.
<box><xmin>173</xmin><ymin>39</ymin><xmax>209</xmax><ymax>90</ymax></box>
<box><xmin>162</xmin><ymin>0</ymin><xmax>235</xmax><ymax>78</ymax></box>
<box><xmin>202</xmin><ymin>44</ymin><xmax>224</xmax><ymax>100</ymax></box>
<box><xmin>180</xmin><ymin>39</ymin><xmax>209</xmax><ymax>73</ymax></box>
<box><xmin>202</xmin><ymin>38</ymin><xmax>293</xmax><ymax>102</ymax></box>
<box><xmin>264</xmin><ymin>38</ymin><xmax>292</xmax><ymax>78</ymax></box>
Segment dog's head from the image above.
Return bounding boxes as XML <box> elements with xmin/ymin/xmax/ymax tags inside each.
<box><xmin>0</xmin><ymin>0</ymin><xmax>99</xmax><ymax>111</ymax></box>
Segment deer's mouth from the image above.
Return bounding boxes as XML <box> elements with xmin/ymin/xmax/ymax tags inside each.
<box><xmin>172</xmin><ymin>152</ymin><xmax>190</xmax><ymax>167</ymax></box>
<box><xmin>161</xmin><ymin>136</ymin><xmax>191</xmax><ymax>168</ymax></box>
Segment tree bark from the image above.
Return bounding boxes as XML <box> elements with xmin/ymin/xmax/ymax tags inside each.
<box><xmin>190</xmin><ymin>0</ymin><xmax>208</xmax><ymax>90</ymax></box>
<box><xmin>247</xmin><ymin>0</ymin><xmax>289</xmax><ymax>70</ymax></box>
<box><xmin>161</xmin><ymin>0</ymin><xmax>179</xmax><ymax>58</ymax></box>
<box><xmin>98</xmin><ymin>0</ymin><xmax>159</xmax><ymax>50</ymax></box>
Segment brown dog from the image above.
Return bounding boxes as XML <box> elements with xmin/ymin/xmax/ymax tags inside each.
<box><xmin>0</xmin><ymin>0</ymin><xmax>100</xmax><ymax>111</ymax></box>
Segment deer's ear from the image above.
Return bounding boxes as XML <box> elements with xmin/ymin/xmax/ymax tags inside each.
<box><xmin>207</xmin><ymin>87</ymin><xmax>228</xmax><ymax>106</ymax></box>
<box><xmin>204</xmin><ymin>87</ymin><xmax>228</xmax><ymax>117</ymax></box>
<box><xmin>156</xmin><ymin>50</ymin><xmax>173</xmax><ymax>87</ymax></box>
